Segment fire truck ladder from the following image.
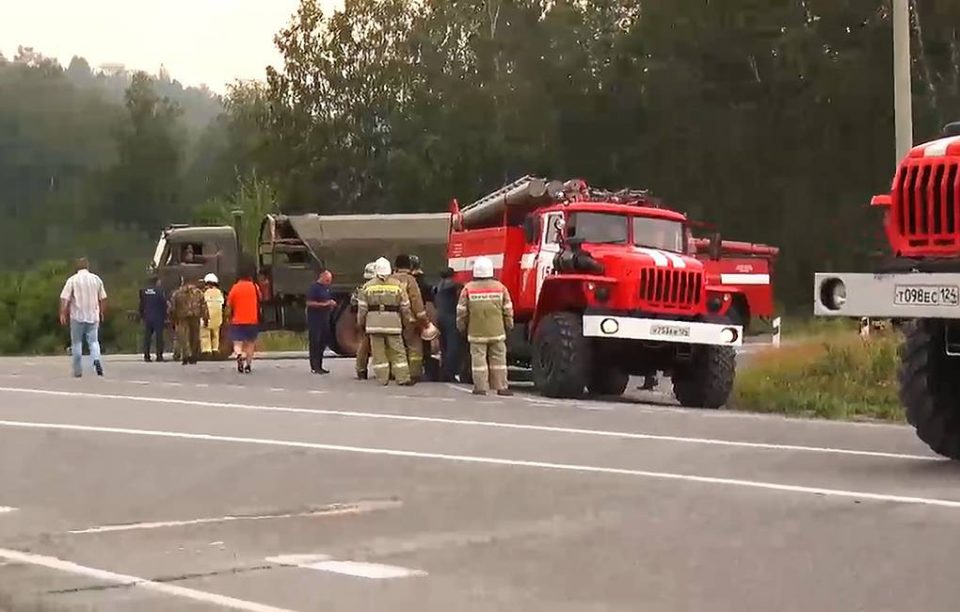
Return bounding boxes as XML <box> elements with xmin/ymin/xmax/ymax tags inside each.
<box><xmin>461</xmin><ymin>175</ymin><xmax>542</xmax><ymax>212</ymax></box>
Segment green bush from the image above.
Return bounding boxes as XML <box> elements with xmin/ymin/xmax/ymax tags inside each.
<box><xmin>732</xmin><ymin>332</ymin><xmax>902</xmax><ymax>422</ymax></box>
<box><xmin>0</xmin><ymin>259</ymin><xmax>142</xmax><ymax>356</ymax></box>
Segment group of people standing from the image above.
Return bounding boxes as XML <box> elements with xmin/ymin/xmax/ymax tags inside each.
<box><xmin>138</xmin><ymin>265</ymin><xmax>262</xmax><ymax>372</ymax></box>
<box><xmin>68</xmin><ymin>249</ymin><xmax>513</xmax><ymax>395</ymax></box>
<box><xmin>351</xmin><ymin>254</ymin><xmax>514</xmax><ymax>396</ymax></box>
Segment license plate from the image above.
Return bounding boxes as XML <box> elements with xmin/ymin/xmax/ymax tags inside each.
<box><xmin>650</xmin><ymin>324</ymin><xmax>691</xmax><ymax>338</ymax></box>
<box><xmin>894</xmin><ymin>285</ymin><xmax>960</xmax><ymax>307</ymax></box>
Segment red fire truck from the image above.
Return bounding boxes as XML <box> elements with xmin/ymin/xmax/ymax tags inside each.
<box><xmin>690</xmin><ymin>237</ymin><xmax>779</xmax><ymax>332</ymax></box>
<box><xmin>814</xmin><ymin>122</ymin><xmax>960</xmax><ymax>458</ymax></box>
<box><xmin>447</xmin><ymin>176</ymin><xmax>745</xmax><ymax>407</ymax></box>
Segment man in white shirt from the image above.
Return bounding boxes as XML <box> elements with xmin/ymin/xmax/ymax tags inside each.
<box><xmin>59</xmin><ymin>258</ymin><xmax>108</xmax><ymax>378</ymax></box>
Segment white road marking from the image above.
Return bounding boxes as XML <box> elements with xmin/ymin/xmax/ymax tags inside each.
<box><xmin>0</xmin><ymin>419</ymin><xmax>955</xmax><ymax>509</ymax></box>
<box><xmin>128</xmin><ymin>380</ymin><xmax>150</xmax><ymax>385</ymax></box>
<box><xmin>308</xmin><ymin>390</ymin><xmax>326</xmax><ymax>395</ymax></box>
<box><xmin>195</xmin><ymin>383</ymin><xmax>210</xmax><ymax>388</ymax></box>
<box><xmin>0</xmin><ymin>507</ymin><xmax>15</xmax><ymax>514</ymax></box>
<box><xmin>0</xmin><ymin>386</ymin><xmax>931</xmax><ymax>462</ymax></box>
<box><xmin>67</xmin><ymin>500</ymin><xmax>402</xmax><ymax>535</ymax></box>
<box><xmin>270</xmin><ymin>388</ymin><xmax>284</xmax><ymax>392</ymax></box>
<box><xmin>0</xmin><ymin>547</ymin><xmax>294</xmax><ymax>612</ymax></box>
<box><xmin>266</xmin><ymin>554</ymin><xmax>425</xmax><ymax>579</ymax></box>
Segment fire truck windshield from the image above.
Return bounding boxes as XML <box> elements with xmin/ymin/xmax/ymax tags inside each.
<box><xmin>633</xmin><ymin>217</ymin><xmax>684</xmax><ymax>253</ymax></box>
<box><xmin>567</xmin><ymin>212</ymin><xmax>629</xmax><ymax>245</ymax></box>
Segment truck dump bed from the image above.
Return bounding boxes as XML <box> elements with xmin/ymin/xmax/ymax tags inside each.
<box><xmin>261</xmin><ymin>213</ymin><xmax>452</xmax><ymax>292</ymax></box>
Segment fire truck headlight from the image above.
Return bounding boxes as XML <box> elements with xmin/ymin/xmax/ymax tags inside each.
<box><xmin>600</xmin><ymin>318</ymin><xmax>619</xmax><ymax>335</ymax></box>
<box><xmin>707</xmin><ymin>296</ymin><xmax>722</xmax><ymax>313</ymax></box>
<box><xmin>820</xmin><ymin>278</ymin><xmax>847</xmax><ymax>311</ymax></box>
<box><xmin>720</xmin><ymin>327</ymin><xmax>740</xmax><ymax>344</ymax></box>
<box><xmin>595</xmin><ymin>286</ymin><xmax>611</xmax><ymax>303</ymax></box>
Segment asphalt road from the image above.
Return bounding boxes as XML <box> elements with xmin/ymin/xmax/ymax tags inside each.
<box><xmin>0</xmin><ymin>352</ymin><xmax>957</xmax><ymax>611</ymax></box>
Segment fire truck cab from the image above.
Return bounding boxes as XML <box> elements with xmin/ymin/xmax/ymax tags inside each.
<box><xmin>449</xmin><ymin>176</ymin><xmax>743</xmax><ymax>407</ymax></box>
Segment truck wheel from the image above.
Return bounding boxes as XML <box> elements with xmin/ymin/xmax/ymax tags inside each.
<box><xmin>587</xmin><ymin>367</ymin><xmax>629</xmax><ymax>397</ymax></box>
<box><xmin>331</xmin><ymin>301</ymin><xmax>359</xmax><ymax>357</ymax></box>
<box><xmin>532</xmin><ymin>312</ymin><xmax>589</xmax><ymax>398</ymax></box>
<box><xmin>898</xmin><ymin>320</ymin><xmax>960</xmax><ymax>459</ymax></box>
<box><xmin>672</xmin><ymin>345</ymin><xmax>736</xmax><ymax>409</ymax></box>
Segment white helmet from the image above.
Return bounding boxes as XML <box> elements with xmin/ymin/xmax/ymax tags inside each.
<box><xmin>374</xmin><ymin>257</ymin><xmax>392</xmax><ymax>278</ymax></box>
<box><xmin>203</xmin><ymin>273</ymin><xmax>219</xmax><ymax>284</ymax></box>
<box><xmin>363</xmin><ymin>262</ymin><xmax>376</xmax><ymax>280</ymax></box>
<box><xmin>473</xmin><ymin>256</ymin><xmax>494</xmax><ymax>279</ymax></box>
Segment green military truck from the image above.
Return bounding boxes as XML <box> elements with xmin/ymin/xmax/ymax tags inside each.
<box><xmin>148</xmin><ymin>212</ymin><xmax>451</xmax><ymax>357</ymax></box>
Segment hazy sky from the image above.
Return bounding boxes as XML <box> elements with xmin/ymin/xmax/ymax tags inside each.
<box><xmin>1</xmin><ymin>0</ymin><xmax>344</xmax><ymax>93</ymax></box>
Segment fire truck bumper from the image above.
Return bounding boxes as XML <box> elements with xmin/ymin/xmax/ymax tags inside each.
<box><xmin>582</xmin><ymin>315</ymin><xmax>743</xmax><ymax>347</ymax></box>
<box><xmin>815</xmin><ymin>272</ymin><xmax>960</xmax><ymax>319</ymax></box>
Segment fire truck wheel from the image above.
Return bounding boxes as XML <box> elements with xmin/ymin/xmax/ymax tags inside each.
<box><xmin>532</xmin><ymin>312</ymin><xmax>590</xmax><ymax>398</ymax></box>
<box><xmin>899</xmin><ymin>320</ymin><xmax>960</xmax><ymax>460</ymax></box>
<box><xmin>672</xmin><ymin>345</ymin><xmax>735</xmax><ymax>409</ymax></box>
<box><xmin>587</xmin><ymin>367</ymin><xmax>629</xmax><ymax>397</ymax></box>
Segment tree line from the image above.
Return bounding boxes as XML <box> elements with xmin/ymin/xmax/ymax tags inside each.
<box><xmin>2</xmin><ymin>1</ymin><xmax>959</xmax><ymax>353</ymax></box>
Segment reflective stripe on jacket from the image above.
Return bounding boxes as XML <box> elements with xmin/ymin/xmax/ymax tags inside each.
<box><xmin>456</xmin><ymin>279</ymin><xmax>514</xmax><ymax>343</ymax></box>
<box><xmin>357</xmin><ymin>277</ymin><xmax>411</xmax><ymax>335</ymax></box>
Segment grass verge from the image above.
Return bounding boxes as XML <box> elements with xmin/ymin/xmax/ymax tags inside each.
<box><xmin>256</xmin><ymin>331</ymin><xmax>308</xmax><ymax>352</ymax></box>
<box><xmin>732</xmin><ymin>332</ymin><xmax>902</xmax><ymax>422</ymax></box>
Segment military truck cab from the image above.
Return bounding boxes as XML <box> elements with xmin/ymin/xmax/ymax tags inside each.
<box><xmin>151</xmin><ymin>225</ymin><xmax>238</xmax><ymax>295</ymax></box>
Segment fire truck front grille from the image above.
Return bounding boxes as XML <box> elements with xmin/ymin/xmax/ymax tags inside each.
<box><xmin>639</xmin><ymin>268</ymin><xmax>701</xmax><ymax>309</ymax></box>
<box><xmin>896</xmin><ymin>160</ymin><xmax>960</xmax><ymax>247</ymax></box>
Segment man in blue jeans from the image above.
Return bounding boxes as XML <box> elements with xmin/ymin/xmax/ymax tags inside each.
<box><xmin>59</xmin><ymin>258</ymin><xmax>108</xmax><ymax>378</ymax></box>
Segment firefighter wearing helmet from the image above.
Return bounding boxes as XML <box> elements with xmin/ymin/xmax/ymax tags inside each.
<box><xmin>200</xmin><ymin>273</ymin><xmax>225</xmax><ymax>359</ymax></box>
<box><xmin>351</xmin><ymin>262</ymin><xmax>377</xmax><ymax>379</ymax></box>
<box><xmin>392</xmin><ymin>254</ymin><xmax>429</xmax><ymax>382</ymax></box>
<box><xmin>356</xmin><ymin>257</ymin><xmax>414</xmax><ymax>385</ymax></box>
<box><xmin>456</xmin><ymin>256</ymin><xmax>514</xmax><ymax>396</ymax></box>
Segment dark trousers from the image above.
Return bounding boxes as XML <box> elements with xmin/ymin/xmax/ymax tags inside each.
<box><xmin>438</xmin><ymin>316</ymin><xmax>461</xmax><ymax>382</ymax></box>
<box><xmin>308</xmin><ymin>318</ymin><xmax>331</xmax><ymax>372</ymax></box>
<box><xmin>143</xmin><ymin>321</ymin><xmax>165</xmax><ymax>358</ymax></box>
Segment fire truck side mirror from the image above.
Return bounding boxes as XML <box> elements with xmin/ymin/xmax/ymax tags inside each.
<box><xmin>709</xmin><ymin>232</ymin><xmax>722</xmax><ymax>261</ymax></box>
<box><xmin>942</xmin><ymin>121</ymin><xmax>960</xmax><ymax>138</ymax></box>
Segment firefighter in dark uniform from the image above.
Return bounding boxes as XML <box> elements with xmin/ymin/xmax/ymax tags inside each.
<box><xmin>409</xmin><ymin>254</ymin><xmax>440</xmax><ymax>381</ymax></box>
<box><xmin>433</xmin><ymin>267</ymin><xmax>462</xmax><ymax>382</ymax></box>
<box><xmin>138</xmin><ymin>275</ymin><xmax>167</xmax><ymax>362</ymax></box>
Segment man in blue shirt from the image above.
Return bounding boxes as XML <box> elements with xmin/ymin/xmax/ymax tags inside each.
<box><xmin>138</xmin><ymin>275</ymin><xmax>168</xmax><ymax>362</ymax></box>
<box><xmin>306</xmin><ymin>269</ymin><xmax>337</xmax><ymax>374</ymax></box>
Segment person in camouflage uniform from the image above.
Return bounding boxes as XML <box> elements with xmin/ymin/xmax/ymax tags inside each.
<box><xmin>357</xmin><ymin>258</ymin><xmax>413</xmax><ymax>386</ymax></box>
<box><xmin>168</xmin><ymin>278</ymin><xmax>209</xmax><ymax>365</ymax></box>
<box><xmin>392</xmin><ymin>254</ymin><xmax>429</xmax><ymax>382</ymax></box>
<box><xmin>456</xmin><ymin>256</ymin><xmax>514</xmax><ymax>396</ymax></box>
<box><xmin>350</xmin><ymin>261</ymin><xmax>376</xmax><ymax>379</ymax></box>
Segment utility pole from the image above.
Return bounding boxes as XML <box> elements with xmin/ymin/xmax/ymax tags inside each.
<box><xmin>893</xmin><ymin>0</ymin><xmax>913</xmax><ymax>161</ymax></box>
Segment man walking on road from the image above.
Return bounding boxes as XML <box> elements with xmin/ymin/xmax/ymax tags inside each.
<box><xmin>138</xmin><ymin>275</ymin><xmax>167</xmax><ymax>362</ymax></box>
<box><xmin>357</xmin><ymin>258</ymin><xmax>413</xmax><ymax>386</ymax></box>
<box><xmin>306</xmin><ymin>269</ymin><xmax>337</xmax><ymax>374</ymax></box>
<box><xmin>351</xmin><ymin>262</ymin><xmax>376</xmax><ymax>379</ymax></box>
<box><xmin>59</xmin><ymin>257</ymin><xmax>107</xmax><ymax>378</ymax></box>
<box><xmin>457</xmin><ymin>256</ymin><xmax>514</xmax><ymax>396</ymax></box>
<box><xmin>168</xmin><ymin>279</ymin><xmax>208</xmax><ymax>365</ymax></box>
<box><xmin>392</xmin><ymin>254</ymin><xmax>428</xmax><ymax>382</ymax></box>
